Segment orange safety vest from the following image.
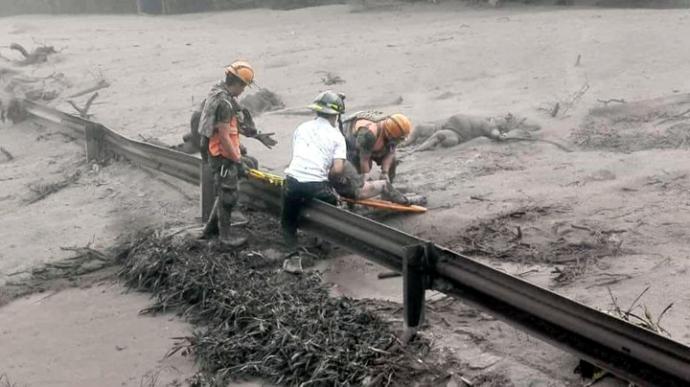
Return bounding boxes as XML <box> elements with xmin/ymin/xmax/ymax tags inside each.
<box><xmin>208</xmin><ymin>116</ymin><xmax>241</xmax><ymax>161</ymax></box>
<box><xmin>352</xmin><ymin>119</ymin><xmax>386</xmax><ymax>155</ymax></box>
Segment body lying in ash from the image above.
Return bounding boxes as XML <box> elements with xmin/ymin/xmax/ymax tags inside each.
<box><xmin>400</xmin><ymin>114</ymin><xmax>540</xmax><ymax>152</ymax></box>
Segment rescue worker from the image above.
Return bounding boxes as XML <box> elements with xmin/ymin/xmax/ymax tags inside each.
<box><xmin>341</xmin><ymin>111</ymin><xmax>413</xmax><ymax>184</ymax></box>
<box><xmin>198</xmin><ymin>60</ymin><xmax>256</xmax><ymax>247</ymax></box>
<box><xmin>281</xmin><ymin>90</ymin><xmax>346</xmax><ymax>249</ymax></box>
<box><xmin>184</xmin><ymin>101</ymin><xmax>276</xmax><ymax>156</ymax></box>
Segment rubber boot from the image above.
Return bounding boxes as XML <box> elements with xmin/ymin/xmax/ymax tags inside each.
<box><xmin>218</xmin><ymin>206</ymin><xmax>247</xmax><ymax>248</ymax></box>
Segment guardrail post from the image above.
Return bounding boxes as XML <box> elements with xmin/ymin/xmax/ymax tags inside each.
<box><xmin>84</xmin><ymin>123</ymin><xmax>104</xmax><ymax>162</ymax></box>
<box><xmin>402</xmin><ymin>242</ymin><xmax>437</xmax><ymax>341</ymax></box>
<box><xmin>200</xmin><ymin>161</ymin><xmax>215</xmax><ymax>222</ymax></box>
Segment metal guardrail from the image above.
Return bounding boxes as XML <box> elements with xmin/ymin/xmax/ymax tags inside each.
<box><xmin>24</xmin><ymin>100</ymin><xmax>201</xmax><ymax>184</ymax></box>
<box><xmin>23</xmin><ymin>100</ymin><xmax>690</xmax><ymax>387</ymax></box>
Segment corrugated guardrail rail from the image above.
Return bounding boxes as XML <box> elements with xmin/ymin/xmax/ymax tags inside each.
<box><xmin>23</xmin><ymin>100</ymin><xmax>690</xmax><ymax>387</ymax></box>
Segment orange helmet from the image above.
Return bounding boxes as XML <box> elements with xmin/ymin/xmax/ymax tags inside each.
<box><xmin>382</xmin><ymin>113</ymin><xmax>412</xmax><ymax>140</ymax></box>
<box><xmin>224</xmin><ymin>60</ymin><xmax>255</xmax><ymax>86</ymax></box>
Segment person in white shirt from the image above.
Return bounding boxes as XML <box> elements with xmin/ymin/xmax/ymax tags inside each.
<box><xmin>281</xmin><ymin>91</ymin><xmax>346</xmax><ymax>248</ymax></box>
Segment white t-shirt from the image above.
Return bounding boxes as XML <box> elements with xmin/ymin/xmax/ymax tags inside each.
<box><xmin>285</xmin><ymin>116</ymin><xmax>347</xmax><ymax>183</ymax></box>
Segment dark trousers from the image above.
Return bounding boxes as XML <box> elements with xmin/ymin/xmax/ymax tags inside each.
<box><xmin>281</xmin><ymin>176</ymin><xmax>337</xmax><ymax>248</ymax></box>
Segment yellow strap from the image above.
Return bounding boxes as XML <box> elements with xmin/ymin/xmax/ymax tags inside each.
<box><xmin>247</xmin><ymin>168</ymin><xmax>284</xmax><ymax>186</ymax></box>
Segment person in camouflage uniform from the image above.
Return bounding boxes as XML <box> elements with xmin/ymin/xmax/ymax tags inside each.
<box><xmin>199</xmin><ymin>60</ymin><xmax>258</xmax><ymax>247</ymax></box>
<box><xmin>341</xmin><ymin>111</ymin><xmax>413</xmax><ymax>184</ymax></box>
<box><xmin>184</xmin><ymin>97</ymin><xmax>276</xmax><ymax>162</ymax></box>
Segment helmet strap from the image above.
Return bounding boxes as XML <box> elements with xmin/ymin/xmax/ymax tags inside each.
<box><xmin>338</xmin><ymin>115</ymin><xmax>344</xmax><ymax>135</ymax></box>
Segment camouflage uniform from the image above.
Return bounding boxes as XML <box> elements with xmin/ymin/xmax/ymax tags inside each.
<box><xmin>189</xmin><ymin>88</ymin><xmax>258</xmax><ymax>168</ymax></box>
<box><xmin>200</xmin><ymin>82</ymin><xmax>244</xmax><ymax>245</ymax></box>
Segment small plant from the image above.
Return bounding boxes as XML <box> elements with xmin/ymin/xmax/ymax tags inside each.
<box><xmin>607</xmin><ymin>286</ymin><xmax>673</xmax><ymax>336</ymax></box>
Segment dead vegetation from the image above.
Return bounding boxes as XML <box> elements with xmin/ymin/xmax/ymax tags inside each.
<box><xmin>607</xmin><ymin>286</ymin><xmax>673</xmax><ymax>336</ymax></box>
<box><xmin>1</xmin><ymin>245</ymin><xmax>115</xmax><ymax>308</ymax></box>
<box><xmin>9</xmin><ymin>43</ymin><xmax>57</xmax><ymax>66</ymax></box>
<box><xmin>572</xmin><ymin>94</ymin><xmax>690</xmax><ymax>152</ymax></box>
<box><xmin>572</xmin><ymin>122</ymin><xmax>690</xmax><ymax>152</ymax></box>
<box><xmin>68</xmin><ymin>78</ymin><xmax>110</xmax><ymax>98</ymax></box>
<box><xmin>117</xmin><ymin>224</ymin><xmax>451</xmax><ymax>386</ymax></box>
<box><xmin>454</xmin><ymin>205</ymin><xmax>629</xmax><ymax>286</ymax></box>
<box><xmin>0</xmin><ymin>147</ymin><xmax>13</xmax><ymax>163</ymax></box>
<box><xmin>1</xmin><ymin>67</ymin><xmax>67</xmax><ymax>104</ymax></box>
<box><xmin>12</xmin><ymin>246</ymin><xmax>112</xmax><ymax>281</ymax></box>
<box><xmin>319</xmin><ymin>71</ymin><xmax>345</xmax><ymax>85</ymax></box>
<box><xmin>68</xmin><ymin>92</ymin><xmax>99</xmax><ymax>118</ymax></box>
<box><xmin>26</xmin><ymin>170</ymin><xmax>81</xmax><ymax>204</ymax></box>
<box><xmin>576</xmin><ymin>287</ymin><xmax>675</xmax><ymax>384</ymax></box>
<box><xmin>542</xmin><ymin>82</ymin><xmax>590</xmax><ymax>118</ymax></box>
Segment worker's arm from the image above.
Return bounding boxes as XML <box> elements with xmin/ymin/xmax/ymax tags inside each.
<box><xmin>330</xmin><ymin>133</ymin><xmax>348</xmax><ymax>177</ymax></box>
<box><xmin>330</xmin><ymin>158</ymin><xmax>346</xmax><ymax>177</ymax></box>
<box><xmin>216</xmin><ymin>101</ymin><xmax>241</xmax><ymax>162</ymax></box>
<box><xmin>236</xmin><ymin>107</ymin><xmax>277</xmax><ymax>149</ymax></box>
<box><xmin>359</xmin><ymin>154</ymin><xmax>372</xmax><ymax>174</ymax></box>
<box><xmin>380</xmin><ymin>151</ymin><xmax>396</xmax><ymax>181</ymax></box>
<box><xmin>355</xmin><ymin>128</ymin><xmax>376</xmax><ymax>174</ymax></box>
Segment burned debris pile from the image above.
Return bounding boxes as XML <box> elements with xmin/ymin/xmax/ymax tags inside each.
<box><xmin>118</xmin><ymin>229</ymin><xmax>448</xmax><ymax>386</ymax></box>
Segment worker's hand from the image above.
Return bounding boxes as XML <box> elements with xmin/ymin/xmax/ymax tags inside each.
<box><xmin>381</xmin><ymin>172</ymin><xmax>391</xmax><ymax>183</ymax></box>
<box><xmin>255</xmin><ymin>132</ymin><xmax>277</xmax><ymax>149</ymax></box>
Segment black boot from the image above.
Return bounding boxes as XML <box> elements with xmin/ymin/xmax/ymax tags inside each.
<box><xmin>218</xmin><ymin>206</ymin><xmax>247</xmax><ymax>248</ymax></box>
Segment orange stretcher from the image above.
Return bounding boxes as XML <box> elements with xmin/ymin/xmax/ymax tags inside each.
<box><xmin>340</xmin><ymin>197</ymin><xmax>427</xmax><ymax>213</ymax></box>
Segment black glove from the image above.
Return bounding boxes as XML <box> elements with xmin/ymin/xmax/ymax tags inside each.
<box><xmin>241</xmin><ymin>155</ymin><xmax>258</xmax><ymax>170</ymax></box>
<box><xmin>237</xmin><ymin>161</ymin><xmax>249</xmax><ymax>178</ymax></box>
<box><xmin>254</xmin><ymin>132</ymin><xmax>277</xmax><ymax>149</ymax></box>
